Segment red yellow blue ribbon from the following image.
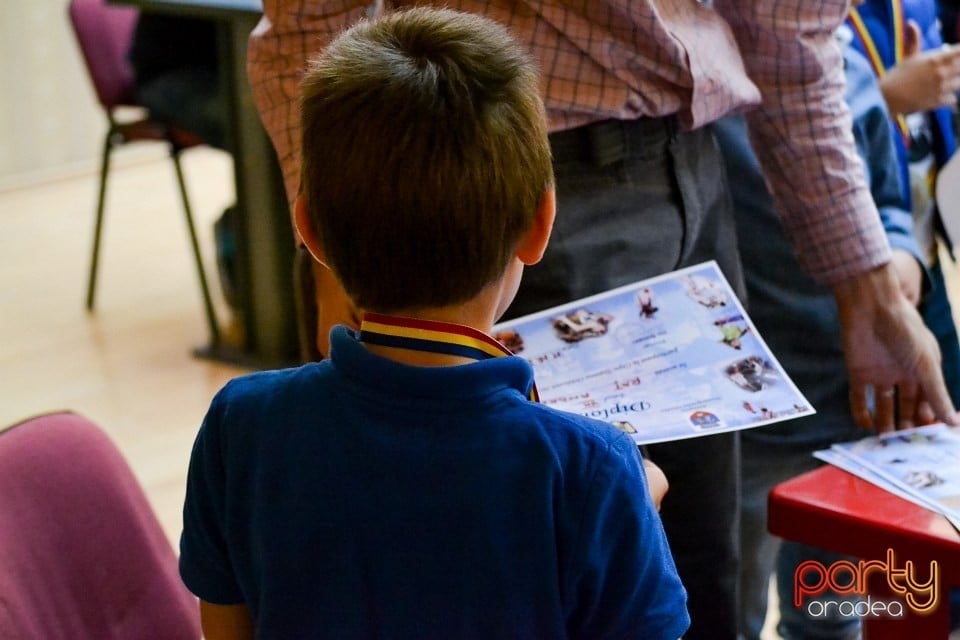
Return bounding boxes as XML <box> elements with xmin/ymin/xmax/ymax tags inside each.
<box><xmin>359</xmin><ymin>313</ymin><xmax>539</xmax><ymax>402</ymax></box>
<box><xmin>848</xmin><ymin>1</ymin><xmax>911</xmax><ymax>144</ymax></box>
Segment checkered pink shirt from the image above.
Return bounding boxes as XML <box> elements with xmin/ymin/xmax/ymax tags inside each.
<box><xmin>248</xmin><ymin>0</ymin><xmax>890</xmax><ymax>284</ymax></box>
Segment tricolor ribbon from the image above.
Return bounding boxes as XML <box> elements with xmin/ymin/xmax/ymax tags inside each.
<box><xmin>848</xmin><ymin>0</ymin><xmax>911</xmax><ymax>145</ymax></box>
<box><xmin>359</xmin><ymin>313</ymin><xmax>539</xmax><ymax>402</ymax></box>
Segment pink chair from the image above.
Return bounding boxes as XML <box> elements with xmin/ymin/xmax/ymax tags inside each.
<box><xmin>67</xmin><ymin>0</ymin><xmax>219</xmax><ymax>346</ymax></box>
<box><xmin>0</xmin><ymin>411</ymin><xmax>200</xmax><ymax>639</ymax></box>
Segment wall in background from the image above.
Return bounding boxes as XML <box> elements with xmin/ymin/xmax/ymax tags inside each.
<box><xmin>0</xmin><ymin>2</ymin><xmax>107</xmax><ymax>185</ymax></box>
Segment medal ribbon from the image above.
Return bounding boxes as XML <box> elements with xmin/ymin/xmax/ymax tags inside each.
<box><xmin>848</xmin><ymin>1</ymin><xmax>910</xmax><ymax>144</ymax></box>
<box><xmin>359</xmin><ymin>312</ymin><xmax>539</xmax><ymax>402</ymax></box>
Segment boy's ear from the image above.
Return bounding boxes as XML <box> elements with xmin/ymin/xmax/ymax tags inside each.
<box><xmin>293</xmin><ymin>195</ymin><xmax>328</xmax><ymax>266</ymax></box>
<box><xmin>516</xmin><ymin>186</ymin><xmax>556</xmax><ymax>266</ymax></box>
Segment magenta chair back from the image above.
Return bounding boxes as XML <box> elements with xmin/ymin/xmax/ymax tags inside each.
<box><xmin>0</xmin><ymin>412</ymin><xmax>200</xmax><ymax>639</ymax></box>
<box><xmin>67</xmin><ymin>0</ymin><xmax>138</xmax><ymax>109</ymax></box>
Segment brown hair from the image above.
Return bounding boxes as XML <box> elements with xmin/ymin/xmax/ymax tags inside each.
<box><xmin>300</xmin><ymin>7</ymin><xmax>552</xmax><ymax>312</ymax></box>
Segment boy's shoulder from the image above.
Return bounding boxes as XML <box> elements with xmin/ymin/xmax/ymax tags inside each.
<box><xmin>220</xmin><ymin>361</ymin><xmax>326</xmax><ymax>395</ymax></box>
<box><xmin>209</xmin><ymin>361</ymin><xmax>331</xmax><ymax>419</ymax></box>
<box><xmin>511</xmin><ymin>399</ymin><xmax>643</xmax><ymax>465</ymax></box>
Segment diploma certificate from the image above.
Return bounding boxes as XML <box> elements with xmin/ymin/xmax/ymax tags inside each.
<box><xmin>494</xmin><ymin>261</ymin><xmax>815</xmax><ymax>444</ymax></box>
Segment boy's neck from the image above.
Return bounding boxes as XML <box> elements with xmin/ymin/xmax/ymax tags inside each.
<box><xmin>360</xmin><ymin>297</ymin><xmax>500</xmax><ymax>368</ymax></box>
<box><xmin>357</xmin><ymin>259</ymin><xmax>523</xmax><ymax>367</ymax></box>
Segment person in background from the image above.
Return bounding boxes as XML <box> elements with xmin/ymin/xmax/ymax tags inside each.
<box><xmin>847</xmin><ymin>0</ymin><xmax>960</xmax><ymax>629</ymax></box>
<box><xmin>715</xmin><ymin>35</ymin><xmax>929</xmax><ymax>640</ymax></box>
<box><xmin>128</xmin><ymin>14</ymin><xmax>225</xmax><ymax>150</ymax></box>
<box><xmin>939</xmin><ymin>0</ymin><xmax>960</xmax><ymax>44</ymax></box>
<box><xmin>181</xmin><ymin>9</ymin><xmax>688</xmax><ymax>638</ymax></box>
<box><xmin>247</xmin><ymin>2</ymin><xmax>959</xmax><ymax>637</ymax></box>
<box><xmin>847</xmin><ymin>0</ymin><xmax>960</xmax><ymax>407</ymax></box>
<box><xmin>129</xmin><ymin>14</ymin><xmax>241</xmax><ymax>336</ymax></box>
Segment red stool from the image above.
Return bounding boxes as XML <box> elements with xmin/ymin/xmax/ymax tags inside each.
<box><xmin>768</xmin><ymin>465</ymin><xmax>960</xmax><ymax>639</ymax></box>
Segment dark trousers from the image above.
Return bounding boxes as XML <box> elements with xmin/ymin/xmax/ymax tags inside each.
<box><xmin>135</xmin><ymin>67</ymin><xmax>228</xmax><ymax>151</ymax></box>
<box><xmin>504</xmin><ymin>118</ymin><xmax>744</xmax><ymax>639</ymax></box>
<box><xmin>921</xmin><ymin>260</ymin><xmax>960</xmax><ymax>407</ymax></box>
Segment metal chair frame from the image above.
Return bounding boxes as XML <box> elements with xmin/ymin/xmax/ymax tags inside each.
<box><xmin>69</xmin><ymin>0</ymin><xmax>219</xmax><ymax>346</ymax></box>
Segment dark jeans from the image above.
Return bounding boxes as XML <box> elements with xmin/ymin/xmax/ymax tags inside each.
<box><xmin>919</xmin><ymin>260</ymin><xmax>960</xmax><ymax>631</ymax></box>
<box><xmin>505</xmin><ymin>118</ymin><xmax>745</xmax><ymax>639</ymax></box>
<box><xmin>135</xmin><ymin>67</ymin><xmax>228</xmax><ymax>151</ymax></box>
<box><xmin>739</xmin><ymin>432</ymin><xmax>863</xmax><ymax>640</ymax></box>
<box><xmin>920</xmin><ymin>260</ymin><xmax>960</xmax><ymax>407</ymax></box>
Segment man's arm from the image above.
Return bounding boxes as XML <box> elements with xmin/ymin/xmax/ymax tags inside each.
<box><xmin>716</xmin><ymin>0</ymin><xmax>957</xmax><ymax>428</ymax></box>
<box><xmin>847</xmin><ymin>42</ymin><xmax>931</xmax><ymax>392</ymax></box>
<box><xmin>716</xmin><ymin>0</ymin><xmax>886</xmax><ymax>282</ymax></box>
<box><xmin>249</xmin><ymin>1</ymin><xmax>381</xmax><ymax>207</ymax></box>
<box><xmin>249</xmin><ymin>1</ymin><xmax>377</xmax><ymax>355</ymax></box>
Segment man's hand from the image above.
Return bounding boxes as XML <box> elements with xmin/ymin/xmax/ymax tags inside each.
<box><xmin>879</xmin><ymin>20</ymin><xmax>960</xmax><ymax>115</ymax></box>
<box><xmin>312</xmin><ymin>260</ymin><xmax>361</xmax><ymax>357</ymax></box>
<box><xmin>833</xmin><ymin>263</ymin><xmax>957</xmax><ymax>432</ymax></box>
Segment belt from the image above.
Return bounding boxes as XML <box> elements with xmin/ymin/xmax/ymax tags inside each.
<box><xmin>548</xmin><ymin>116</ymin><xmax>678</xmax><ymax>167</ymax></box>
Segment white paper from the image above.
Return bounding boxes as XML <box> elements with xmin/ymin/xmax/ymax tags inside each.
<box><xmin>815</xmin><ymin>424</ymin><xmax>960</xmax><ymax>532</ymax></box>
<box><xmin>493</xmin><ymin>261</ymin><xmax>815</xmax><ymax>444</ymax></box>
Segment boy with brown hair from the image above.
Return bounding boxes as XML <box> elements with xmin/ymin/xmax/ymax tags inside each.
<box><xmin>179</xmin><ymin>7</ymin><xmax>688</xmax><ymax>639</ymax></box>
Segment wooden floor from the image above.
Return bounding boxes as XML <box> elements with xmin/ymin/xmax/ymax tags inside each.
<box><xmin>0</xmin><ymin>146</ymin><xmax>247</xmax><ymax>546</ymax></box>
<box><xmin>4</xmin><ymin>146</ymin><xmax>960</xmax><ymax>639</ymax></box>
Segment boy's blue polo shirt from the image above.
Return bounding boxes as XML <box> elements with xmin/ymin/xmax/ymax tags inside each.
<box><xmin>180</xmin><ymin>325</ymin><xmax>689</xmax><ymax>639</ymax></box>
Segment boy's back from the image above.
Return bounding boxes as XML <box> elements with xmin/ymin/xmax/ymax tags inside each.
<box><xmin>179</xmin><ymin>8</ymin><xmax>688</xmax><ymax>638</ymax></box>
<box><xmin>181</xmin><ymin>326</ymin><xmax>687</xmax><ymax>638</ymax></box>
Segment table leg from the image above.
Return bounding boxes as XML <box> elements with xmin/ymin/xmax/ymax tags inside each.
<box><xmin>195</xmin><ymin>14</ymin><xmax>298</xmax><ymax>368</ymax></box>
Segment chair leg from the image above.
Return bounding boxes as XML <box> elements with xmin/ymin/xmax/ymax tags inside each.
<box><xmin>171</xmin><ymin>150</ymin><xmax>220</xmax><ymax>347</ymax></box>
<box><xmin>86</xmin><ymin>133</ymin><xmax>112</xmax><ymax>311</ymax></box>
